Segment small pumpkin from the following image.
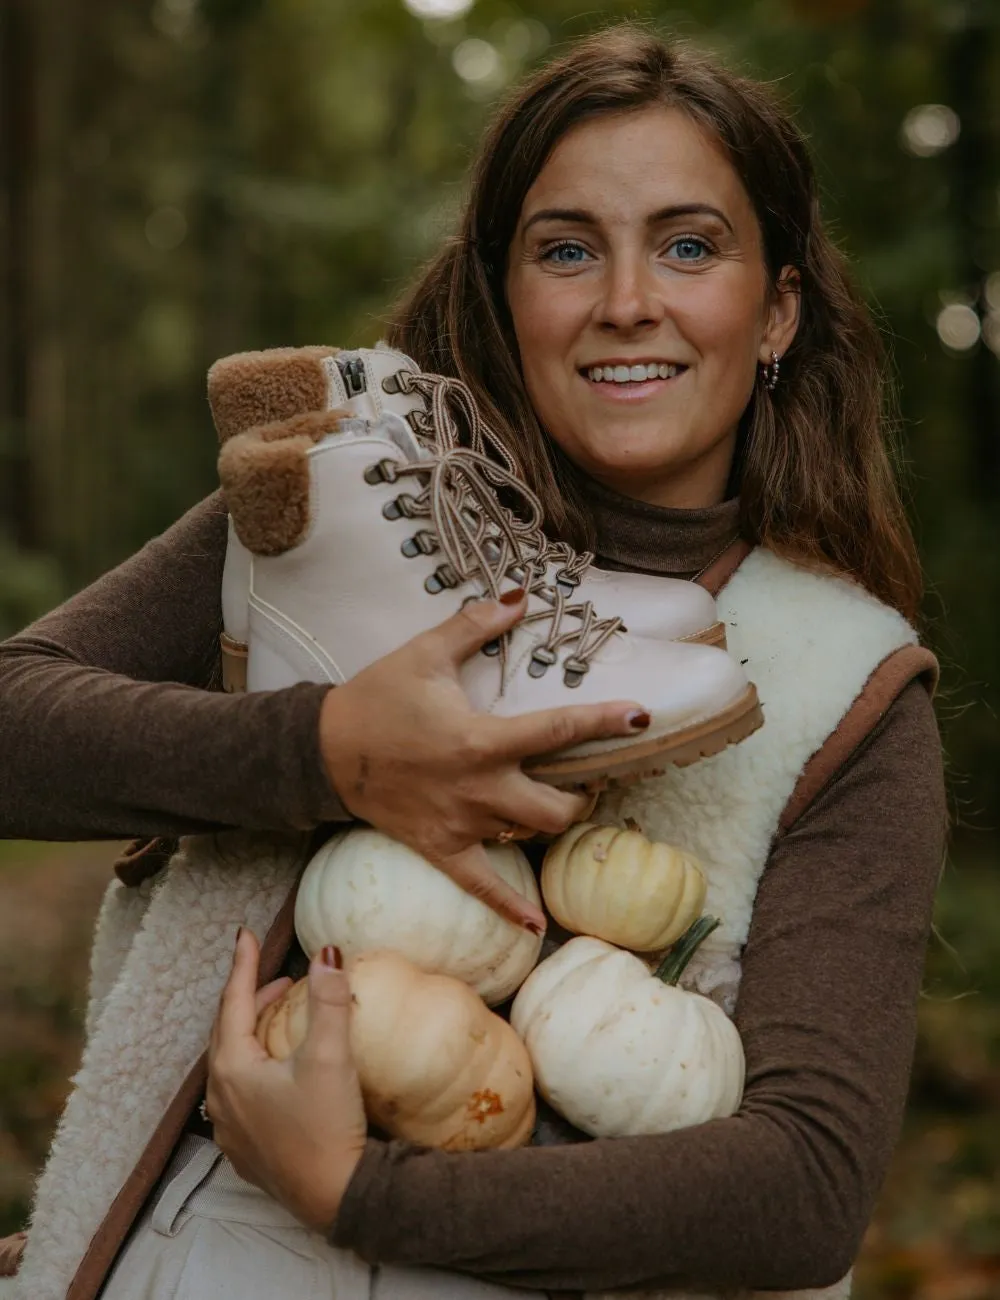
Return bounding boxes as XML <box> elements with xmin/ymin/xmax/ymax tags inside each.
<box><xmin>257</xmin><ymin>949</ymin><xmax>536</xmax><ymax>1151</ymax></box>
<box><xmin>510</xmin><ymin>917</ymin><xmax>744</xmax><ymax>1138</ymax></box>
<box><xmin>541</xmin><ymin>820</ymin><xmax>707</xmax><ymax>951</ymax></box>
<box><xmin>294</xmin><ymin>827</ymin><xmax>542</xmax><ymax>1005</ymax></box>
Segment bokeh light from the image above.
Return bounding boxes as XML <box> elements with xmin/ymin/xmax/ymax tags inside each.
<box><xmin>900</xmin><ymin>104</ymin><xmax>961</xmax><ymax>157</ymax></box>
<box><xmin>144</xmin><ymin>207</ymin><xmax>188</xmax><ymax>251</ymax></box>
<box><xmin>404</xmin><ymin>0</ymin><xmax>475</xmax><ymax>19</ymax></box>
<box><xmin>452</xmin><ymin>37</ymin><xmax>502</xmax><ymax>86</ymax></box>
<box><xmin>936</xmin><ymin>303</ymin><xmax>981</xmax><ymax>351</ymax></box>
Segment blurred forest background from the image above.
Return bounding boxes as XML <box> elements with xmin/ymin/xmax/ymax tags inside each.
<box><xmin>1</xmin><ymin>0</ymin><xmax>998</xmax><ymax>1295</ymax></box>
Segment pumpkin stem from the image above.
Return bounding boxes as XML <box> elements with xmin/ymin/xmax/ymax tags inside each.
<box><xmin>654</xmin><ymin>915</ymin><xmax>721</xmax><ymax>986</ymax></box>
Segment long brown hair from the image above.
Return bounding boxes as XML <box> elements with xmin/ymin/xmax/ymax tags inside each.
<box><xmin>386</xmin><ymin>24</ymin><xmax>923</xmax><ymax>621</ymax></box>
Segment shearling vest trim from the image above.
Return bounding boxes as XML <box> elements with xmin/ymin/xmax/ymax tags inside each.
<box><xmin>584</xmin><ymin>548</ymin><xmax>927</xmax><ymax>1300</ymax></box>
<box><xmin>14</xmin><ymin>548</ymin><xmax>932</xmax><ymax>1300</ymax></box>
<box><xmin>14</xmin><ymin>831</ymin><xmax>312</xmax><ymax>1300</ymax></box>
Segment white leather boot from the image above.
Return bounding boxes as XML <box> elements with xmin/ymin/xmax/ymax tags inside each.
<box><xmin>219</xmin><ymin>406</ymin><xmax>761</xmax><ymax>787</ymax></box>
<box><xmin>209</xmin><ymin>345</ymin><xmax>727</xmax><ymax>691</ymax></box>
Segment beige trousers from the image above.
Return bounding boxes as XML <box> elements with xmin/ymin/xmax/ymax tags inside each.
<box><xmin>101</xmin><ymin>1136</ymin><xmax>546</xmax><ymax>1300</ymax></box>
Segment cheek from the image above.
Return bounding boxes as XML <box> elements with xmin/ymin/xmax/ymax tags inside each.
<box><xmin>512</xmin><ymin>284</ymin><xmax>580</xmax><ymax>369</ymax></box>
<box><xmin>687</xmin><ymin>276</ymin><xmax>767</xmax><ymax>370</ymax></box>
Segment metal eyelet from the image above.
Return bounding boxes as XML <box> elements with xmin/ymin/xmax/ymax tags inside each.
<box><xmin>363</xmin><ymin>459</ymin><xmax>398</xmax><ymax>485</ymax></box>
<box><xmin>481</xmin><ymin>639</ymin><xmax>501</xmax><ymax>657</ymax></box>
<box><xmin>381</xmin><ymin>372</ymin><xmax>404</xmax><ymax>394</ymax></box>
<box><xmin>527</xmin><ymin>646</ymin><xmax>558</xmax><ymax>678</ymax></box>
<box><xmin>555</xmin><ymin>571</ymin><xmax>579</xmax><ymax>596</ymax></box>
<box><xmin>425</xmin><ymin>564</ymin><xmax>460</xmax><ymax>594</ymax></box>
<box><xmin>383</xmin><ymin>493</ymin><xmax>418</xmax><ymax>521</ymax></box>
<box><xmin>401</xmin><ymin>531</ymin><xmax>438</xmax><ymax>558</ymax></box>
<box><xmin>562</xmin><ymin>657</ymin><xmax>589</xmax><ymax>688</ymax></box>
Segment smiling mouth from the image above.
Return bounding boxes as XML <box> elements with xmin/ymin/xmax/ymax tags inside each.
<box><xmin>582</xmin><ymin>362</ymin><xmax>687</xmax><ymax>385</ymax></box>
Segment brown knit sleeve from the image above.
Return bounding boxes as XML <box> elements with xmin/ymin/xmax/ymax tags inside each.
<box><xmin>331</xmin><ymin>679</ymin><xmax>946</xmax><ymax>1294</ymax></box>
<box><xmin>0</xmin><ymin>491</ymin><xmax>348</xmax><ymax>838</ymax></box>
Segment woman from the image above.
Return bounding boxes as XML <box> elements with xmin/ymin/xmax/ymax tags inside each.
<box><xmin>3</xmin><ymin>23</ymin><xmax>944</xmax><ymax>1300</ymax></box>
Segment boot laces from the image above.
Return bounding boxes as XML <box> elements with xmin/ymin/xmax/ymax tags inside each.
<box><xmin>382</xmin><ymin>372</ymin><xmax>623</xmax><ymax>690</ymax></box>
<box><xmin>397</xmin><ymin>370</ymin><xmax>593</xmax><ymax>595</ymax></box>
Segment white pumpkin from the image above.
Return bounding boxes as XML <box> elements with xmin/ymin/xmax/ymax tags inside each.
<box><xmin>541</xmin><ymin>819</ymin><xmax>707</xmax><ymax>951</ymax></box>
<box><xmin>294</xmin><ymin>827</ymin><xmax>542</xmax><ymax>1005</ymax></box>
<box><xmin>510</xmin><ymin>919</ymin><xmax>744</xmax><ymax>1137</ymax></box>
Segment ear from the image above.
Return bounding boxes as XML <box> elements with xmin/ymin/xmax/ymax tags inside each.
<box><xmin>759</xmin><ymin>266</ymin><xmax>801</xmax><ymax>364</ymax></box>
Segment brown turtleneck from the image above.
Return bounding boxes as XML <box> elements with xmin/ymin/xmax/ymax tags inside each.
<box><xmin>0</xmin><ymin>489</ymin><xmax>945</xmax><ymax>1294</ymax></box>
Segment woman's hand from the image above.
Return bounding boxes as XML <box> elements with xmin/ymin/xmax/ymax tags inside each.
<box><xmin>206</xmin><ymin>928</ymin><xmax>367</xmax><ymax>1234</ymax></box>
<box><xmin>318</xmin><ymin>589</ymin><xmax>647</xmax><ymax>932</ymax></box>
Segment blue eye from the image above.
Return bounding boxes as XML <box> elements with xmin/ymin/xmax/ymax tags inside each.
<box><xmin>670</xmin><ymin>237</ymin><xmax>710</xmax><ymax>261</ymax></box>
<box><xmin>542</xmin><ymin>242</ymin><xmax>590</xmax><ymax>264</ymax></box>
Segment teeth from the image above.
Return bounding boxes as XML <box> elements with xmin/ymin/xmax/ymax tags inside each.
<box><xmin>587</xmin><ymin>363</ymin><xmax>680</xmax><ymax>383</ymax></box>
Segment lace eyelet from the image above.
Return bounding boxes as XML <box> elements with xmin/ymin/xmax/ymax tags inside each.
<box><xmin>528</xmin><ymin>646</ymin><xmax>557</xmax><ymax>678</ymax></box>
<box><xmin>481</xmin><ymin>639</ymin><xmax>501</xmax><ymax>657</ymax></box>
<box><xmin>425</xmin><ymin>564</ymin><xmax>460</xmax><ymax>594</ymax></box>
<box><xmin>363</xmin><ymin>459</ymin><xmax>398</xmax><ymax>485</ymax></box>
<box><xmin>401</xmin><ymin>531</ymin><xmax>438</xmax><ymax>558</ymax></box>
<box><xmin>562</xmin><ymin>657</ymin><xmax>589</xmax><ymax>688</ymax></box>
<box><xmin>383</xmin><ymin>493</ymin><xmax>418</xmax><ymax>521</ymax></box>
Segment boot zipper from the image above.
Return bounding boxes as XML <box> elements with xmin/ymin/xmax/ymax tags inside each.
<box><xmin>338</xmin><ymin>356</ymin><xmax>367</xmax><ymax>398</ymax></box>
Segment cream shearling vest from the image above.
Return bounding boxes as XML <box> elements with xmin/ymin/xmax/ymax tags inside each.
<box><xmin>15</xmin><ymin>549</ymin><xmax>920</xmax><ymax>1300</ymax></box>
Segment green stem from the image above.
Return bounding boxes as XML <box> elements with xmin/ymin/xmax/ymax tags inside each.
<box><xmin>654</xmin><ymin>915</ymin><xmax>721</xmax><ymax>986</ymax></box>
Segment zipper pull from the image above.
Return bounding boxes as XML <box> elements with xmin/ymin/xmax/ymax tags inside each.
<box><xmin>338</xmin><ymin>356</ymin><xmax>367</xmax><ymax>398</ymax></box>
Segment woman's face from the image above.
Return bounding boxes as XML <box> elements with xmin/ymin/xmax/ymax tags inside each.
<box><xmin>505</xmin><ymin>107</ymin><xmax>800</xmax><ymax>508</ymax></box>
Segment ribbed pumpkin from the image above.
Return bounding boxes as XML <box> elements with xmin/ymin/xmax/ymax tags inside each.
<box><xmin>541</xmin><ymin>820</ymin><xmax>707</xmax><ymax>951</ymax></box>
<box><xmin>256</xmin><ymin>950</ymin><xmax>536</xmax><ymax>1151</ymax></box>
<box><xmin>294</xmin><ymin>827</ymin><xmax>542</xmax><ymax>1005</ymax></box>
<box><xmin>510</xmin><ymin>918</ymin><xmax>744</xmax><ymax>1138</ymax></box>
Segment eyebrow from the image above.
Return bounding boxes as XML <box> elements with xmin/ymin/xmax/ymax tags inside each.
<box><xmin>521</xmin><ymin>203</ymin><xmax>735</xmax><ymax>237</ymax></box>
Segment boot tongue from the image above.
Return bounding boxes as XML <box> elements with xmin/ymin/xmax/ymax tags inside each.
<box><xmin>336</xmin><ymin>410</ymin><xmax>429</xmax><ymax>464</ymax></box>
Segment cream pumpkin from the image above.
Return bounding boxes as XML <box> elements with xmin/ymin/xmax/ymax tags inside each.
<box><xmin>542</xmin><ymin>820</ymin><xmax>707</xmax><ymax>951</ymax></box>
<box><xmin>510</xmin><ymin>919</ymin><xmax>744</xmax><ymax>1138</ymax></box>
<box><xmin>293</xmin><ymin>827</ymin><xmax>542</xmax><ymax>1005</ymax></box>
<box><xmin>256</xmin><ymin>950</ymin><xmax>536</xmax><ymax>1151</ymax></box>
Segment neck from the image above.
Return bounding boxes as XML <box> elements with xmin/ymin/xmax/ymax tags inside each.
<box><xmin>578</xmin><ymin>474</ymin><xmax>742</xmax><ymax>578</ymax></box>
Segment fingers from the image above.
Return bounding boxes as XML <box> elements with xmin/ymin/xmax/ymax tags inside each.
<box><xmin>486</xmin><ymin>700</ymin><xmax>651</xmax><ymax>764</ymax></box>
<box><xmin>419</xmin><ymin>590</ymin><xmax>527</xmax><ymax>668</ymax></box>
<box><xmin>255</xmin><ymin>977</ymin><xmax>293</xmax><ymax>1017</ymax></box>
<box><xmin>295</xmin><ymin>949</ymin><xmax>354</xmax><ymax>1073</ymax></box>
<box><xmin>487</xmin><ymin>773</ymin><xmax>594</xmax><ymax>839</ymax></box>
<box><xmin>429</xmin><ymin>843</ymin><xmax>546</xmax><ymax>934</ymax></box>
<box><xmin>211</xmin><ymin>928</ymin><xmax>262</xmax><ymax>1062</ymax></box>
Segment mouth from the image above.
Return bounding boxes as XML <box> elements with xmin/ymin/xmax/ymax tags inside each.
<box><xmin>578</xmin><ymin>360</ymin><xmax>689</xmax><ymax>398</ymax></box>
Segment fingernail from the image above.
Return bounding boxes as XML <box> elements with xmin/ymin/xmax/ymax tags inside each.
<box><xmin>626</xmin><ymin>709</ymin><xmax>651</xmax><ymax>731</ymax></box>
<box><xmin>499</xmin><ymin>587</ymin><xmax>526</xmax><ymax>606</ymax></box>
<box><xmin>321</xmin><ymin>945</ymin><xmax>343</xmax><ymax>970</ymax></box>
<box><xmin>233</xmin><ymin>925</ymin><xmax>244</xmax><ymax>956</ymax></box>
<box><xmin>524</xmin><ymin>919</ymin><xmax>546</xmax><ymax>937</ymax></box>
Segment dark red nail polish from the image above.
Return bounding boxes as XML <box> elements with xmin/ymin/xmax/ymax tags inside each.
<box><xmin>234</xmin><ymin>925</ymin><xmax>244</xmax><ymax>954</ymax></box>
<box><xmin>499</xmin><ymin>587</ymin><xmax>526</xmax><ymax>606</ymax></box>
<box><xmin>627</xmin><ymin>709</ymin><xmax>651</xmax><ymax>731</ymax></box>
<box><xmin>322</xmin><ymin>945</ymin><xmax>343</xmax><ymax>970</ymax></box>
<box><xmin>524</xmin><ymin>919</ymin><xmax>546</xmax><ymax>937</ymax></box>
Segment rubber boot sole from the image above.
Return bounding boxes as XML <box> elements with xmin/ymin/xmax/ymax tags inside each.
<box><xmin>526</xmin><ymin>683</ymin><xmax>763</xmax><ymax>791</ymax></box>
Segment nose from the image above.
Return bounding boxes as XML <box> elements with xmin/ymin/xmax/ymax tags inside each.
<box><xmin>593</xmin><ymin>252</ymin><xmax>665</xmax><ymax>332</ymax></box>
